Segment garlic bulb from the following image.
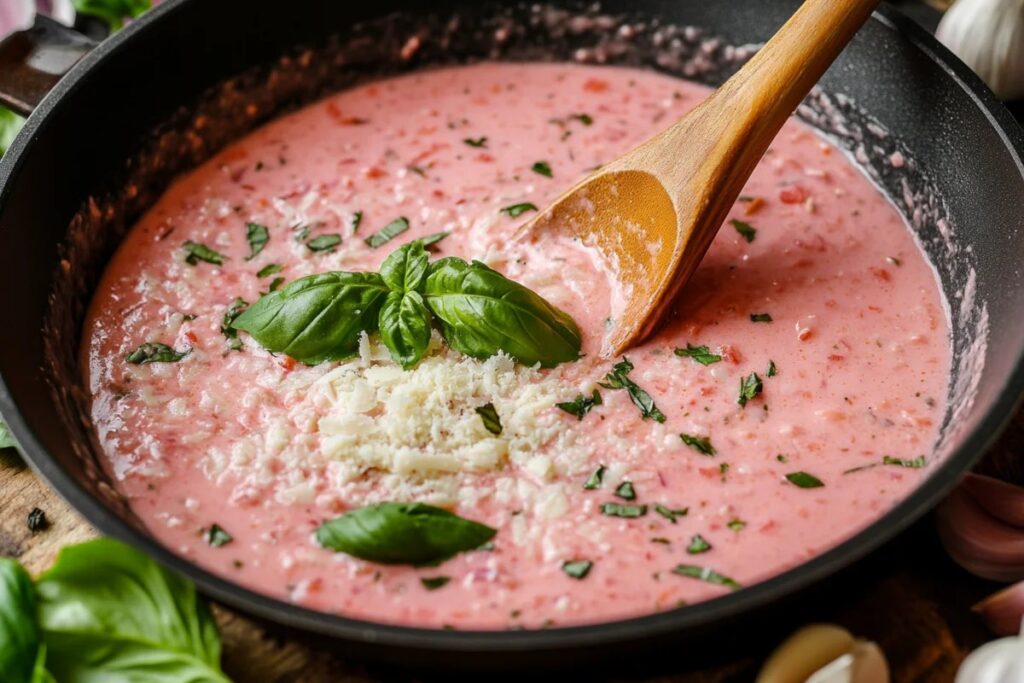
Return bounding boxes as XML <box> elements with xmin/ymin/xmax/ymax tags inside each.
<box><xmin>937</xmin><ymin>0</ymin><xmax>1024</xmax><ymax>100</ymax></box>
<box><xmin>956</xmin><ymin>627</ymin><xmax>1024</xmax><ymax>683</ymax></box>
<box><xmin>757</xmin><ymin>624</ymin><xmax>890</xmax><ymax>683</ymax></box>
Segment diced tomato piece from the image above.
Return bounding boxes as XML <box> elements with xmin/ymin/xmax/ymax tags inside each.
<box><xmin>779</xmin><ymin>185</ymin><xmax>809</xmax><ymax>204</ymax></box>
<box><xmin>583</xmin><ymin>78</ymin><xmax>609</xmax><ymax>93</ymax></box>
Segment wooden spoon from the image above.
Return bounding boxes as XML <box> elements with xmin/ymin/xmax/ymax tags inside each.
<box><xmin>518</xmin><ymin>0</ymin><xmax>880</xmax><ymax>355</ymax></box>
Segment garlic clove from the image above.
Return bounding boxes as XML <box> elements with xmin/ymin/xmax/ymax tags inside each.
<box><xmin>937</xmin><ymin>0</ymin><xmax>1024</xmax><ymax>100</ymax></box>
<box><xmin>756</xmin><ymin>624</ymin><xmax>856</xmax><ymax>683</ymax></box>
<box><xmin>962</xmin><ymin>474</ymin><xmax>1024</xmax><ymax>529</ymax></box>
<box><xmin>805</xmin><ymin>642</ymin><xmax>890</xmax><ymax>683</ymax></box>
<box><xmin>936</xmin><ymin>487</ymin><xmax>1024</xmax><ymax>582</ymax></box>
<box><xmin>955</xmin><ymin>631</ymin><xmax>1024</xmax><ymax>683</ymax></box>
<box><xmin>974</xmin><ymin>581</ymin><xmax>1024</xmax><ymax>636</ymax></box>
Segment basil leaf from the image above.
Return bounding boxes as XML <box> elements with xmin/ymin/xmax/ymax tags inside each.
<box><xmin>351</xmin><ymin>211</ymin><xmax>363</xmax><ymax>233</ymax></box>
<box><xmin>680</xmin><ymin>433</ymin><xmax>716</xmax><ymax>456</ymax></box>
<box><xmin>561</xmin><ymin>560</ymin><xmax>592</xmax><ymax>580</ymax></box>
<box><xmin>307</xmin><ymin>234</ymin><xmax>342</xmax><ymax>253</ymax></box>
<box><xmin>599</xmin><ymin>503</ymin><xmax>647</xmax><ymax>518</ymax></box>
<box><xmin>475</xmin><ymin>403</ymin><xmax>503</xmax><ymax>435</ymax></box>
<box><xmin>674</xmin><ymin>344</ymin><xmax>722</xmax><ymax>366</ymax></box>
<box><xmin>615</xmin><ymin>481</ymin><xmax>636</xmax><ymax>501</ymax></box>
<box><xmin>182</xmin><ymin>241</ymin><xmax>226</xmax><ymax>266</ymax></box>
<box><xmin>233</xmin><ymin>272</ymin><xmax>388</xmax><ymax>364</ymax></box>
<box><xmin>71</xmin><ymin>0</ymin><xmax>152</xmax><ymax>31</ymax></box>
<box><xmin>424</xmin><ymin>257</ymin><xmax>581</xmax><ymax>368</ymax></box>
<box><xmin>244</xmin><ymin>223</ymin><xmax>269</xmax><ymax>260</ymax></box>
<box><xmin>0</xmin><ymin>559</ymin><xmax>42</xmax><ymax>683</ymax></box>
<box><xmin>266</xmin><ymin>277</ymin><xmax>285</xmax><ymax>293</ymax></box>
<box><xmin>0</xmin><ymin>419</ymin><xmax>16</xmax><ymax>450</ymax></box>
<box><xmin>36</xmin><ymin>538</ymin><xmax>229</xmax><ymax>683</ymax></box>
<box><xmin>883</xmin><ymin>455</ymin><xmax>926</xmax><ymax>468</ymax></box>
<box><xmin>672</xmin><ymin>564</ymin><xmax>742</xmax><ymax>590</ymax></box>
<box><xmin>420</xmin><ymin>576</ymin><xmax>451</xmax><ymax>591</ymax></box>
<box><xmin>220</xmin><ymin>298</ymin><xmax>249</xmax><ymax>351</ymax></box>
<box><xmin>737</xmin><ymin>372</ymin><xmax>763</xmax><ymax>407</ymax></box>
<box><xmin>126</xmin><ymin>342</ymin><xmax>190</xmax><ymax>365</ymax></box>
<box><xmin>501</xmin><ymin>203</ymin><xmax>538</xmax><ymax>218</ymax></box>
<box><xmin>557</xmin><ymin>390</ymin><xmax>602</xmax><ymax>420</ymax></box>
<box><xmin>463</xmin><ymin>137</ymin><xmax>488</xmax><ymax>148</ymax></box>
<box><xmin>686</xmin><ymin>534</ymin><xmax>712</xmax><ymax>555</ymax></box>
<box><xmin>380</xmin><ymin>241</ymin><xmax>429</xmax><ymax>293</ymax></box>
<box><xmin>786</xmin><ymin>471</ymin><xmax>824</xmax><ymax>488</ymax></box>
<box><xmin>727</xmin><ymin>518</ymin><xmax>746</xmax><ymax>532</ymax></box>
<box><xmin>204</xmin><ymin>524</ymin><xmax>233</xmax><ymax>548</ymax></box>
<box><xmin>766</xmin><ymin>360</ymin><xmax>778</xmax><ymax>377</ymax></box>
<box><xmin>379</xmin><ymin>290</ymin><xmax>432</xmax><ymax>370</ymax></box>
<box><xmin>256</xmin><ymin>263</ymin><xmax>282</xmax><ymax>278</ymax></box>
<box><xmin>750</xmin><ymin>313</ymin><xmax>773</xmax><ymax>323</ymax></box>
<box><xmin>583</xmin><ymin>465</ymin><xmax>605</xmax><ymax>490</ymax></box>
<box><xmin>532</xmin><ymin>161</ymin><xmax>553</xmax><ymax>177</ymax></box>
<box><xmin>731</xmin><ymin>219</ymin><xmax>756</xmax><ymax>243</ymax></box>
<box><xmin>600</xmin><ymin>358</ymin><xmax>666</xmax><ymax>422</ymax></box>
<box><xmin>0</xmin><ymin>108</ymin><xmax>25</xmax><ymax>157</ymax></box>
<box><xmin>654</xmin><ymin>504</ymin><xmax>688</xmax><ymax>523</ymax></box>
<box><xmin>365</xmin><ymin>217</ymin><xmax>410</xmax><ymax>249</ymax></box>
<box><xmin>315</xmin><ymin>502</ymin><xmax>496</xmax><ymax>565</ymax></box>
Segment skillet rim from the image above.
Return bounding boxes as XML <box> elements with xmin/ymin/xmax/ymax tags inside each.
<box><xmin>1</xmin><ymin>0</ymin><xmax>1023</xmax><ymax>654</ymax></box>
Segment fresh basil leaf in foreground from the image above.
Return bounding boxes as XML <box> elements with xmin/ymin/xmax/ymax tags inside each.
<box><xmin>233</xmin><ymin>272</ymin><xmax>388</xmax><ymax>364</ymax></box>
<box><xmin>379</xmin><ymin>290</ymin><xmax>432</xmax><ymax>370</ymax></box>
<box><xmin>600</xmin><ymin>358</ymin><xmax>666</xmax><ymax>422</ymax></box>
<box><xmin>424</xmin><ymin>257</ymin><xmax>581</xmax><ymax>368</ymax></box>
<box><xmin>126</xmin><ymin>342</ymin><xmax>190</xmax><ymax>365</ymax></box>
<box><xmin>316</xmin><ymin>502</ymin><xmax>496</xmax><ymax>565</ymax></box>
<box><xmin>380</xmin><ymin>241</ymin><xmax>429</xmax><ymax>293</ymax></box>
<box><xmin>36</xmin><ymin>538</ymin><xmax>229</xmax><ymax>683</ymax></box>
<box><xmin>0</xmin><ymin>559</ymin><xmax>42</xmax><ymax>683</ymax></box>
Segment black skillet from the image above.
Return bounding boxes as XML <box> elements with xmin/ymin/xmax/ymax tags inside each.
<box><xmin>0</xmin><ymin>0</ymin><xmax>1022</xmax><ymax>673</ymax></box>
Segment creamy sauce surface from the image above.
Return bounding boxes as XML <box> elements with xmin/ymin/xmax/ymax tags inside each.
<box><xmin>84</xmin><ymin>63</ymin><xmax>950</xmax><ymax>629</ymax></box>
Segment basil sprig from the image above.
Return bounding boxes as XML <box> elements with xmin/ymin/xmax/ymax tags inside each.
<box><xmin>235</xmin><ymin>242</ymin><xmax>581</xmax><ymax>370</ymax></box>
<box><xmin>0</xmin><ymin>559</ymin><xmax>42</xmax><ymax>683</ymax></box>
<box><xmin>316</xmin><ymin>502</ymin><xmax>496</xmax><ymax>565</ymax></box>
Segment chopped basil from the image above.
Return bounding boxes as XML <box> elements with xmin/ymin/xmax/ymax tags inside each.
<box><xmin>204</xmin><ymin>524</ymin><xmax>233</xmax><ymax>548</ymax></box>
<box><xmin>727</xmin><ymin>518</ymin><xmax>746</xmax><ymax>532</ymax></box>
<box><xmin>532</xmin><ymin>161</ymin><xmax>553</xmax><ymax>178</ymax></box>
<box><xmin>364</xmin><ymin>217</ymin><xmax>410</xmax><ymax>248</ymax></box>
<box><xmin>750</xmin><ymin>313</ymin><xmax>773</xmax><ymax>323</ymax></box>
<box><xmin>463</xmin><ymin>137</ymin><xmax>488</xmax><ymax>148</ymax></box>
<box><xmin>680</xmin><ymin>433</ymin><xmax>716</xmax><ymax>456</ymax></box>
<box><xmin>719</xmin><ymin>463</ymin><xmax>730</xmax><ymax>477</ymax></box>
<box><xmin>776</xmin><ymin>454</ymin><xmax>789</xmax><ymax>463</ymax></box>
<box><xmin>475</xmin><ymin>403</ymin><xmax>503</xmax><ymax>435</ymax></box>
<box><xmin>420</xmin><ymin>576</ymin><xmax>451</xmax><ymax>591</ymax></box>
<box><xmin>182</xmin><ymin>241</ymin><xmax>226</xmax><ymax>266</ymax></box>
<box><xmin>561</xmin><ymin>560</ymin><xmax>593</xmax><ymax>580</ymax></box>
<box><xmin>315</xmin><ymin>502</ymin><xmax>496</xmax><ymax>565</ymax></box>
<box><xmin>737</xmin><ymin>372</ymin><xmax>763</xmax><ymax>407</ymax></box>
<box><xmin>883</xmin><ymin>455</ymin><xmax>927</xmax><ymax>468</ymax></box>
<box><xmin>501</xmin><ymin>203</ymin><xmax>539</xmax><ymax>218</ymax></box>
<box><xmin>654</xmin><ymin>504</ymin><xmax>688</xmax><ymax>523</ymax></box>
<box><xmin>126</xmin><ymin>342</ymin><xmax>190</xmax><ymax>365</ymax></box>
<box><xmin>256</xmin><ymin>263</ymin><xmax>282</xmax><ymax>278</ymax></box>
<box><xmin>786</xmin><ymin>471</ymin><xmax>825</xmax><ymax>488</ymax></box>
<box><xmin>307</xmin><ymin>234</ymin><xmax>342</xmax><ymax>253</ymax></box>
<box><xmin>266</xmin><ymin>277</ymin><xmax>285</xmax><ymax>292</ymax></box>
<box><xmin>600</xmin><ymin>357</ymin><xmax>666</xmax><ymax>422</ymax></box>
<box><xmin>674</xmin><ymin>343</ymin><xmax>722</xmax><ymax>366</ymax></box>
<box><xmin>571</xmin><ymin>113</ymin><xmax>594</xmax><ymax>126</ymax></box>
<box><xmin>600</xmin><ymin>503</ymin><xmax>647</xmax><ymax>518</ymax></box>
<box><xmin>352</xmin><ymin>211</ymin><xmax>363</xmax><ymax>233</ymax></box>
<box><xmin>686</xmin><ymin>534</ymin><xmax>712</xmax><ymax>555</ymax></box>
<box><xmin>417</xmin><ymin>231</ymin><xmax>450</xmax><ymax>249</ymax></box>
<box><xmin>583</xmin><ymin>465</ymin><xmax>606</xmax><ymax>490</ymax></box>
<box><xmin>244</xmin><ymin>222</ymin><xmax>269</xmax><ymax>260</ymax></box>
<box><xmin>766</xmin><ymin>360</ymin><xmax>778</xmax><ymax>377</ymax></box>
<box><xmin>731</xmin><ymin>219</ymin><xmax>757</xmax><ymax>243</ymax></box>
<box><xmin>615</xmin><ymin>481</ymin><xmax>636</xmax><ymax>501</ymax></box>
<box><xmin>557</xmin><ymin>390</ymin><xmax>602</xmax><ymax>420</ymax></box>
<box><xmin>672</xmin><ymin>565</ymin><xmax>741</xmax><ymax>590</ymax></box>
<box><xmin>221</xmin><ymin>297</ymin><xmax>250</xmax><ymax>351</ymax></box>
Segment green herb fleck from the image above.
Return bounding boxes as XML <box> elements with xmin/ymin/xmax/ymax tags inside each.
<box><xmin>352</xmin><ymin>211</ymin><xmax>363</xmax><ymax>233</ymax></box>
<box><xmin>126</xmin><ymin>342</ymin><xmax>190</xmax><ymax>365</ymax></box>
<box><xmin>571</xmin><ymin>113</ymin><xmax>594</xmax><ymax>126</ymax></box>
<box><xmin>266</xmin><ymin>277</ymin><xmax>285</xmax><ymax>292</ymax></box>
<box><xmin>557</xmin><ymin>390</ymin><xmax>603</xmax><ymax>420</ymax></box>
<box><xmin>750</xmin><ymin>313</ymin><xmax>773</xmax><ymax>323</ymax></box>
<box><xmin>654</xmin><ymin>504</ymin><xmax>688</xmax><ymax>523</ymax></box>
<box><xmin>680</xmin><ymin>433</ymin><xmax>716</xmax><ymax>456</ymax></box>
<box><xmin>737</xmin><ymin>372</ymin><xmax>763</xmax><ymax>407</ymax></box>
<box><xmin>221</xmin><ymin>298</ymin><xmax>249</xmax><ymax>351</ymax></box>
<box><xmin>245</xmin><ymin>223</ymin><xmax>269</xmax><ymax>260</ymax></box>
<box><xmin>615</xmin><ymin>481</ymin><xmax>636</xmax><ymax>501</ymax></box>
<box><xmin>532</xmin><ymin>161</ymin><xmax>553</xmax><ymax>178</ymax></box>
<box><xmin>365</xmin><ymin>217</ymin><xmax>410</xmax><ymax>248</ymax></box>
<box><xmin>786</xmin><ymin>471</ymin><xmax>825</xmax><ymax>488</ymax></box>
<box><xmin>776</xmin><ymin>454</ymin><xmax>788</xmax><ymax>463</ymax></box>
<box><xmin>417</xmin><ymin>231</ymin><xmax>450</xmax><ymax>249</ymax></box>
<box><xmin>766</xmin><ymin>360</ymin><xmax>778</xmax><ymax>377</ymax></box>
<box><xmin>584</xmin><ymin>465</ymin><xmax>606</xmax><ymax>490</ymax></box>
<box><xmin>307</xmin><ymin>234</ymin><xmax>342</xmax><ymax>253</ymax></box>
<box><xmin>672</xmin><ymin>565</ymin><xmax>741</xmax><ymax>590</ymax></box>
<box><xmin>475</xmin><ymin>403</ymin><xmax>502</xmax><ymax>435</ymax></box>
<box><xmin>883</xmin><ymin>455</ymin><xmax>926</xmax><ymax>468</ymax></box>
<box><xmin>600</xmin><ymin>503</ymin><xmax>647</xmax><ymax>518</ymax></box>
<box><xmin>182</xmin><ymin>241</ymin><xmax>226</xmax><ymax>266</ymax></box>
<box><xmin>463</xmin><ymin>137</ymin><xmax>488</xmax><ymax>148</ymax></box>
<box><xmin>600</xmin><ymin>357</ymin><xmax>666</xmax><ymax>422</ymax></box>
<box><xmin>727</xmin><ymin>518</ymin><xmax>746</xmax><ymax>532</ymax></box>
<box><xmin>561</xmin><ymin>560</ymin><xmax>593</xmax><ymax>580</ymax></box>
<box><xmin>205</xmin><ymin>524</ymin><xmax>233</xmax><ymax>547</ymax></box>
<box><xmin>686</xmin><ymin>534</ymin><xmax>712</xmax><ymax>555</ymax></box>
<box><xmin>501</xmin><ymin>202</ymin><xmax>539</xmax><ymax>218</ymax></box>
<box><xmin>674</xmin><ymin>344</ymin><xmax>722</xmax><ymax>366</ymax></box>
<box><xmin>731</xmin><ymin>219</ymin><xmax>757</xmax><ymax>243</ymax></box>
<box><xmin>256</xmin><ymin>263</ymin><xmax>282</xmax><ymax>278</ymax></box>
<box><xmin>420</xmin><ymin>576</ymin><xmax>451</xmax><ymax>591</ymax></box>
<box><xmin>651</xmin><ymin>537</ymin><xmax>671</xmax><ymax>545</ymax></box>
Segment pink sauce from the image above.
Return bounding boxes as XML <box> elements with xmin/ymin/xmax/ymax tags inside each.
<box><xmin>83</xmin><ymin>63</ymin><xmax>950</xmax><ymax>629</ymax></box>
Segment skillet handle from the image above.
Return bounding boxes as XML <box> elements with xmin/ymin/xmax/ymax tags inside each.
<box><xmin>0</xmin><ymin>14</ymin><xmax>96</xmax><ymax>116</ymax></box>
